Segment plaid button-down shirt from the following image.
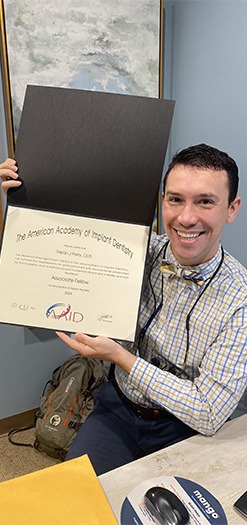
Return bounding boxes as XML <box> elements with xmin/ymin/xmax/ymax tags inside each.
<box><xmin>115</xmin><ymin>233</ymin><xmax>247</xmax><ymax>435</ymax></box>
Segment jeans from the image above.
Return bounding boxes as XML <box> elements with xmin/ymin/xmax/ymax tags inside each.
<box><xmin>66</xmin><ymin>380</ymin><xmax>197</xmax><ymax>475</ymax></box>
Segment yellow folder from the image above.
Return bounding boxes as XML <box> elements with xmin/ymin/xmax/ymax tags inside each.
<box><xmin>0</xmin><ymin>455</ymin><xmax>117</xmax><ymax>524</ymax></box>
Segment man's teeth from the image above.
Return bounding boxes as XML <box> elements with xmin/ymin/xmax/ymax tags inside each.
<box><xmin>177</xmin><ymin>231</ymin><xmax>200</xmax><ymax>239</ymax></box>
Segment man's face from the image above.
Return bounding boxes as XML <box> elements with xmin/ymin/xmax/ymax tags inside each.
<box><xmin>162</xmin><ymin>164</ymin><xmax>241</xmax><ymax>266</ymax></box>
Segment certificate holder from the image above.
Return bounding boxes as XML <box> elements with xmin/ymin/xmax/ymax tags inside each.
<box><xmin>0</xmin><ymin>86</ymin><xmax>175</xmax><ymax>340</ymax></box>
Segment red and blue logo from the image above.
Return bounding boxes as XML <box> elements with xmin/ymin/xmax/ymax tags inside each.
<box><xmin>46</xmin><ymin>303</ymin><xmax>84</xmax><ymax>323</ymax></box>
<box><xmin>46</xmin><ymin>303</ymin><xmax>71</xmax><ymax>319</ymax></box>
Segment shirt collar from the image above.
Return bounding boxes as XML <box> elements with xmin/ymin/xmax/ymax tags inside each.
<box><xmin>166</xmin><ymin>243</ymin><xmax>223</xmax><ymax>283</ymax></box>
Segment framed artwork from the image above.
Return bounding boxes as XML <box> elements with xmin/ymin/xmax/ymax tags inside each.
<box><xmin>0</xmin><ymin>0</ymin><xmax>164</xmax><ymax>228</ymax></box>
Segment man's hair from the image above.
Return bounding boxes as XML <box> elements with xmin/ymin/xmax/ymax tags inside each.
<box><xmin>163</xmin><ymin>143</ymin><xmax>239</xmax><ymax>204</ymax></box>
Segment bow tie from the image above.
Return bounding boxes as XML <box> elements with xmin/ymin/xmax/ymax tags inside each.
<box><xmin>160</xmin><ymin>260</ymin><xmax>204</xmax><ymax>286</ymax></box>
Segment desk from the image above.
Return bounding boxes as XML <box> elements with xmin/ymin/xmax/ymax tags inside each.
<box><xmin>99</xmin><ymin>414</ymin><xmax>247</xmax><ymax>524</ymax></box>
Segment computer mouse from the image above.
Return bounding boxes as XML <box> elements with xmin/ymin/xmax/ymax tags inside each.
<box><xmin>144</xmin><ymin>486</ymin><xmax>190</xmax><ymax>525</ymax></box>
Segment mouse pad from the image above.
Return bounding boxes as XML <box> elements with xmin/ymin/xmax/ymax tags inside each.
<box><xmin>120</xmin><ymin>476</ymin><xmax>227</xmax><ymax>525</ymax></box>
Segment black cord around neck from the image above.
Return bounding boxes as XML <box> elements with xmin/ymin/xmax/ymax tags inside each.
<box><xmin>138</xmin><ymin>242</ymin><xmax>168</xmax><ymax>347</ymax></box>
<box><xmin>138</xmin><ymin>241</ymin><xmax>225</xmax><ymax>367</ymax></box>
<box><xmin>185</xmin><ymin>245</ymin><xmax>224</xmax><ymax>363</ymax></box>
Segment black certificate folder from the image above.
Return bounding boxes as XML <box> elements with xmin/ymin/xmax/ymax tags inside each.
<box><xmin>9</xmin><ymin>85</ymin><xmax>175</xmax><ymax>225</ymax></box>
<box><xmin>1</xmin><ymin>87</ymin><xmax>174</xmax><ymax>340</ymax></box>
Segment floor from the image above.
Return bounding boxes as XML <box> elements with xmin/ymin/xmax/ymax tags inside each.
<box><xmin>0</xmin><ymin>428</ymin><xmax>60</xmax><ymax>483</ymax></box>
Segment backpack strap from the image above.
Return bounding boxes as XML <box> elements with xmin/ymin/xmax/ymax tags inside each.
<box><xmin>8</xmin><ymin>421</ymin><xmax>36</xmax><ymax>448</ymax></box>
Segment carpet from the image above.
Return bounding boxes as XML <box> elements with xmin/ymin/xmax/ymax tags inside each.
<box><xmin>0</xmin><ymin>428</ymin><xmax>60</xmax><ymax>482</ymax></box>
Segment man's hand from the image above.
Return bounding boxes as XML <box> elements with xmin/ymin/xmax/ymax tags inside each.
<box><xmin>56</xmin><ymin>331</ymin><xmax>137</xmax><ymax>373</ymax></box>
<box><xmin>0</xmin><ymin>158</ymin><xmax>22</xmax><ymax>193</ymax></box>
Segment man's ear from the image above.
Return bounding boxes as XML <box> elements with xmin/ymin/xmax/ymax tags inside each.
<box><xmin>226</xmin><ymin>196</ymin><xmax>242</xmax><ymax>223</ymax></box>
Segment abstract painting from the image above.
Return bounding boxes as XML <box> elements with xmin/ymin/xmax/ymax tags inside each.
<box><xmin>0</xmin><ymin>0</ymin><xmax>162</xmax><ymax>152</ymax></box>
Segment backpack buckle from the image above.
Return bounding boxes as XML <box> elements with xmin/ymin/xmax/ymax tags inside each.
<box><xmin>68</xmin><ymin>421</ymin><xmax>82</xmax><ymax>431</ymax></box>
<box><xmin>68</xmin><ymin>421</ymin><xmax>76</xmax><ymax>429</ymax></box>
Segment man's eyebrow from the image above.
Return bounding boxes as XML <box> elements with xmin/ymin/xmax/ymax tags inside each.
<box><xmin>165</xmin><ymin>190</ymin><xmax>218</xmax><ymax>199</ymax></box>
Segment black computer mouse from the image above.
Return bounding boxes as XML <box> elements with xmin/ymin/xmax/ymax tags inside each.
<box><xmin>144</xmin><ymin>486</ymin><xmax>190</xmax><ymax>525</ymax></box>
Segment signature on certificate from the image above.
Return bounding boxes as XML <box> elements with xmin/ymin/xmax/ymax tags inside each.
<box><xmin>97</xmin><ymin>314</ymin><xmax>113</xmax><ymax>322</ymax></box>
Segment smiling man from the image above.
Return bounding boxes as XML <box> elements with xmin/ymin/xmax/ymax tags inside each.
<box><xmin>162</xmin><ymin>149</ymin><xmax>241</xmax><ymax>266</ymax></box>
<box><xmin>1</xmin><ymin>144</ymin><xmax>246</xmax><ymax>475</ymax></box>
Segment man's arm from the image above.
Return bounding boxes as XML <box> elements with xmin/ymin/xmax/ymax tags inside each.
<box><xmin>57</xmin><ymin>306</ymin><xmax>247</xmax><ymax>436</ymax></box>
<box><xmin>56</xmin><ymin>331</ymin><xmax>137</xmax><ymax>372</ymax></box>
<box><xmin>127</xmin><ymin>309</ymin><xmax>247</xmax><ymax>435</ymax></box>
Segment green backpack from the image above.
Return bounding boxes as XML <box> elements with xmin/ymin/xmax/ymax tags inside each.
<box><xmin>8</xmin><ymin>354</ymin><xmax>105</xmax><ymax>460</ymax></box>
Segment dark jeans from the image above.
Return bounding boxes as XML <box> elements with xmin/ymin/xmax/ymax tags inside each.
<box><xmin>66</xmin><ymin>380</ymin><xmax>197</xmax><ymax>475</ymax></box>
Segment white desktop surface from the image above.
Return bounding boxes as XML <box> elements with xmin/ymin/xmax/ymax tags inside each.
<box><xmin>99</xmin><ymin>414</ymin><xmax>247</xmax><ymax>524</ymax></box>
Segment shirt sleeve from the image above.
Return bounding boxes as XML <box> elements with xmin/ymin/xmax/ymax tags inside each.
<box><xmin>127</xmin><ymin>307</ymin><xmax>247</xmax><ymax>436</ymax></box>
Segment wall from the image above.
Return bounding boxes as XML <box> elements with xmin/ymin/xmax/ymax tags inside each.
<box><xmin>0</xmin><ymin>327</ymin><xmax>74</xmax><ymax>418</ymax></box>
<box><xmin>162</xmin><ymin>0</ymin><xmax>247</xmax><ymax>416</ymax></box>
<box><xmin>0</xmin><ymin>1</ymin><xmax>161</xmax><ymax>420</ymax></box>
<box><xmin>163</xmin><ymin>0</ymin><xmax>247</xmax><ymax>268</ymax></box>
<box><xmin>0</xmin><ymin>0</ymin><xmax>246</xmax><ymax>418</ymax></box>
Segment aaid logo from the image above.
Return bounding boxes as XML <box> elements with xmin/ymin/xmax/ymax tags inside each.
<box><xmin>46</xmin><ymin>303</ymin><xmax>84</xmax><ymax>323</ymax></box>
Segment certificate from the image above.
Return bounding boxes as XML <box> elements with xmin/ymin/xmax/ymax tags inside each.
<box><xmin>0</xmin><ymin>206</ymin><xmax>149</xmax><ymax>341</ymax></box>
<box><xmin>1</xmin><ymin>86</ymin><xmax>174</xmax><ymax>341</ymax></box>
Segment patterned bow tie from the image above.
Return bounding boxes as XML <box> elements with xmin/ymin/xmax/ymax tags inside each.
<box><xmin>160</xmin><ymin>260</ymin><xmax>204</xmax><ymax>286</ymax></box>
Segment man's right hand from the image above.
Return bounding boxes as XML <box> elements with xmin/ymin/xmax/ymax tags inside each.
<box><xmin>0</xmin><ymin>158</ymin><xmax>22</xmax><ymax>194</ymax></box>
